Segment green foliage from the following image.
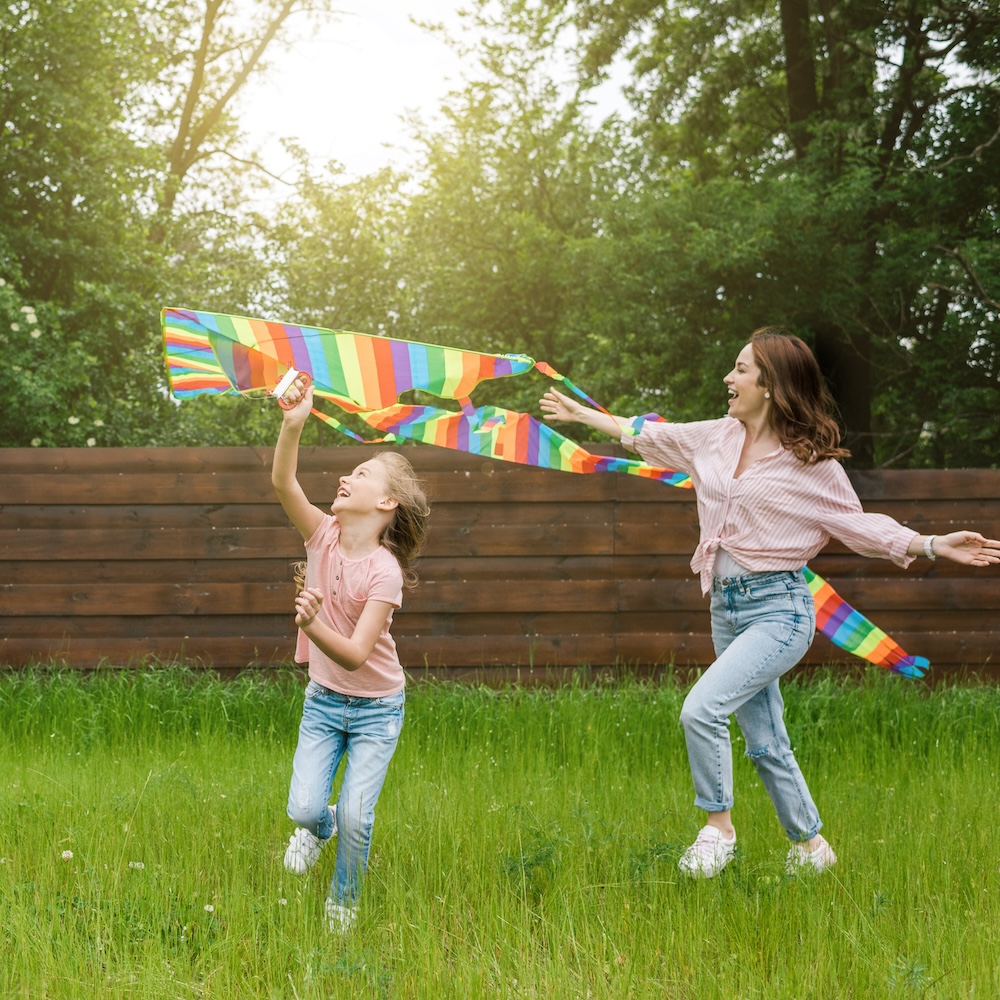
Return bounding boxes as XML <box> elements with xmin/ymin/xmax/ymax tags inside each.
<box><xmin>0</xmin><ymin>0</ymin><xmax>322</xmax><ymax>448</ymax></box>
<box><xmin>492</xmin><ymin>0</ymin><xmax>1000</xmax><ymax>465</ymax></box>
<box><xmin>1</xmin><ymin>0</ymin><xmax>997</xmax><ymax>462</ymax></box>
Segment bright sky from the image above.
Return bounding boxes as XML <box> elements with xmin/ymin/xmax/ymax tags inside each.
<box><xmin>239</xmin><ymin>1</ymin><xmax>629</xmax><ymax>186</ymax></box>
<box><xmin>239</xmin><ymin>2</ymin><xmax>467</xmax><ymax>181</ymax></box>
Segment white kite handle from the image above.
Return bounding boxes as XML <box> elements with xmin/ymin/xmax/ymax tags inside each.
<box><xmin>272</xmin><ymin>367</ymin><xmax>301</xmax><ymax>399</ymax></box>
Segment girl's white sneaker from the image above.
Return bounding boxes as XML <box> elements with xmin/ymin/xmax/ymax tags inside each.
<box><xmin>786</xmin><ymin>834</ymin><xmax>837</xmax><ymax>874</ymax></box>
<box><xmin>283</xmin><ymin>806</ymin><xmax>336</xmax><ymax>874</ymax></box>
<box><xmin>326</xmin><ymin>899</ymin><xmax>358</xmax><ymax>935</ymax></box>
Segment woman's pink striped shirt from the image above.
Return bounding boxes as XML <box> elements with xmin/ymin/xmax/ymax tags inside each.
<box><xmin>623</xmin><ymin>416</ymin><xmax>917</xmax><ymax>595</ymax></box>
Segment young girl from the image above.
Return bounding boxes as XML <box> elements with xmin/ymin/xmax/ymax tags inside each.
<box><xmin>541</xmin><ymin>327</ymin><xmax>1000</xmax><ymax>878</ymax></box>
<box><xmin>272</xmin><ymin>377</ymin><xmax>430</xmax><ymax>932</ymax></box>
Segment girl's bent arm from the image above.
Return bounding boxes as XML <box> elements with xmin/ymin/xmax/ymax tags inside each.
<box><xmin>272</xmin><ymin>385</ymin><xmax>324</xmax><ymax>541</ymax></box>
<box><xmin>295</xmin><ymin>590</ymin><xmax>394</xmax><ymax>671</ymax></box>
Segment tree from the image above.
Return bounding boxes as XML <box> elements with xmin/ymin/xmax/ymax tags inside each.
<box><xmin>147</xmin><ymin>0</ymin><xmax>343</xmax><ymax>245</ymax></box>
<box><xmin>0</xmin><ymin>0</ymin><xmax>177</xmax><ymax>446</ymax></box>
<box><xmin>487</xmin><ymin>0</ymin><xmax>1000</xmax><ymax>466</ymax></box>
<box><xmin>273</xmin><ymin>7</ymin><xmax>645</xmax><ymax>429</ymax></box>
<box><xmin>0</xmin><ymin>0</ymin><xmax>344</xmax><ymax>447</ymax></box>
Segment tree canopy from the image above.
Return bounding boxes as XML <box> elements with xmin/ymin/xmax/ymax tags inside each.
<box><xmin>1</xmin><ymin>0</ymin><xmax>997</xmax><ymax>466</ymax></box>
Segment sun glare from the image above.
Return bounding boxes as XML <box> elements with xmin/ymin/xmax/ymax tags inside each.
<box><xmin>239</xmin><ymin>2</ymin><xmax>465</xmax><ymax>180</ymax></box>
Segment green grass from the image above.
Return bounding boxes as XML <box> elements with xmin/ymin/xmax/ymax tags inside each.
<box><xmin>2</xmin><ymin>665</ymin><xmax>999</xmax><ymax>998</ymax></box>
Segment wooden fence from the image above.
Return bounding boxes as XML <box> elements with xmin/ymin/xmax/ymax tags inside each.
<box><xmin>2</xmin><ymin>447</ymin><xmax>998</xmax><ymax>678</ymax></box>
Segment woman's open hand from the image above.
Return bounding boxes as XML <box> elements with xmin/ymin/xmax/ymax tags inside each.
<box><xmin>540</xmin><ymin>388</ymin><xmax>585</xmax><ymax>423</ymax></box>
<box><xmin>934</xmin><ymin>531</ymin><xmax>1000</xmax><ymax>566</ymax></box>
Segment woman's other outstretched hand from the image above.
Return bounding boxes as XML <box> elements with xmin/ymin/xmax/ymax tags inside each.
<box><xmin>539</xmin><ymin>388</ymin><xmax>625</xmax><ymax>438</ymax></box>
<box><xmin>539</xmin><ymin>388</ymin><xmax>585</xmax><ymax>422</ymax></box>
<box><xmin>935</xmin><ymin>531</ymin><xmax>1000</xmax><ymax>567</ymax></box>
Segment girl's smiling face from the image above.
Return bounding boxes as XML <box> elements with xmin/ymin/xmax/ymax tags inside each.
<box><xmin>331</xmin><ymin>459</ymin><xmax>395</xmax><ymax>515</ymax></box>
<box><xmin>724</xmin><ymin>343</ymin><xmax>771</xmax><ymax>421</ymax></box>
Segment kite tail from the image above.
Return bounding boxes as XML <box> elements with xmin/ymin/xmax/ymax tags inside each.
<box><xmin>533</xmin><ymin>361</ymin><xmax>610</xmax><ymax>413</ymax></box>
<box><xmin>802</xmin><ymin>567</ymin><xmax>930</xmax><ymax>679</ymax></box>
<box><xmin>308</xmin><ymin>407</ymin><xmax>404</xmax><ymax>446</ymax></box>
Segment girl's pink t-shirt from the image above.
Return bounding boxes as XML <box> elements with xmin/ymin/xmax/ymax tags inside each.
<box><xmin>294</xmin><ymin>515</ymin><xmax>405</xmax><ymax>697</ymax></box>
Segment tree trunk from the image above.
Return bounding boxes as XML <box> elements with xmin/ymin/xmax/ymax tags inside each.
<box><xmin>779</xmin><ymin>0</ymin><xmax>819</xmax><ymax>158</ymax></box>
<box><xmin>811</xmin><ymin>321</ymin><xmax>874</xmax><ymax>467</ymax></box>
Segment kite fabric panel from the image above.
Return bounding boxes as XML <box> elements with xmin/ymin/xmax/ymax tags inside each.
<box><xmin>160</xmin><ymin>306</ymin><xmax>928</xmax><ymax>677</ymax></box>
<box><xmin>802</xmin><ymin>568</ymin><xmax>928</xmax><ymax>678</ymax></box>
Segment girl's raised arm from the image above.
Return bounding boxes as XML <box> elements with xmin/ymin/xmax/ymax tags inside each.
<box><xmin>272</xmin><ymin>381</ymin><xmax>325</xmax><ymax>541</ymax></box>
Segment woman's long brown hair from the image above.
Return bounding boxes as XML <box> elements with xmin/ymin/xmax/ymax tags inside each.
<box><xmin>749</xmin><ymin>327</ymin><xmax>851</xmax><ymax>463</ymax></box>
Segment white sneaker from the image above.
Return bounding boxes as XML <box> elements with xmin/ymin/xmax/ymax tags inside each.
<box><xmin>283</xmin><ymin>806</ymin><xmax>336</xmax><ymax>875</ymax></box>
<box><xmin>678</xmin><ymin>825</ymin><xmax>737</xmax><ymax>878</ymax></box>
<box><xmin>326</xmin><ymin>898</ymin><xmax>358</xmax><ymax>935</ymax></box>
<box><xmin>786</xmin><ymin>834</ymin><xmax>837</xmax><ymax>874</ymax></box>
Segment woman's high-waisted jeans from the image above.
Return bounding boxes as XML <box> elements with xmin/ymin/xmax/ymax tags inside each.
<box><xmin>679</xmin><ymin>570</ymin><xmax>820</xmax><ymax>841</ymax></box>
<box><xmin>286</xmin><ymin>680</ymin><xmax>404</xmax><ymax>904</ymax></box>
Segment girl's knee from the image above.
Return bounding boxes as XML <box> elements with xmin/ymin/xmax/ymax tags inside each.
<box><xmin>287</xmin><ymin>800</ymin><xmax>328</xmax><ymax>830</ymax></box>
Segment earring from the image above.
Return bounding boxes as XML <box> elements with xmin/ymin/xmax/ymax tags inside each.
<box><xmin>764</xmin><ymin>391</ymin><xmax>771</xmax><ymax>399</ymax></box>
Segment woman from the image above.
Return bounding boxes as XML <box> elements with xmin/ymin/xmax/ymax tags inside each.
<box><xmin>540</xmin><ymin>327</ymin><xmax>1000</xmax><ymax>878</ymax></box>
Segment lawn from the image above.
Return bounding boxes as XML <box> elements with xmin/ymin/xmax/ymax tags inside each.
<box><xmin>1</xmin><ymin>665</ymin><xmax>998</xmax><ymax>998</ymax></box>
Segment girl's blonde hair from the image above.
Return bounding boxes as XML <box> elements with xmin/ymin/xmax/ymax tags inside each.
<box><xmin>372</xmin><ymin>450</ymin><xmax>431</xmax><ymax>588</ymax></box>
<box><xmin>293</xmin><ymin>451</ymin><xmax>431</xmax><ymax>592</ymax></box>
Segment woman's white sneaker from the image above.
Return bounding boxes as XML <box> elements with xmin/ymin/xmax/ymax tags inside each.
<box><xmin>786</xmin><ymin>834</ymin><xmax>837</xmax><ymax>874</ymax></box>
<box><xmin>678</xmin><ymin>825</ymin><xmax>737</xmax><ymax>878</ymax></box>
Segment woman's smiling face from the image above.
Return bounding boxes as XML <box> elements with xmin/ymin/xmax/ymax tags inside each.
<box><xmin>724</xmin><ymin>343</ymin><xmax>771</xmax><ymax>421</ymax></box>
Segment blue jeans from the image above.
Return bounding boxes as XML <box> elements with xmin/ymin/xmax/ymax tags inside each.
<box><xmin>286</xmin><ymin>681</ymin><xmax>404</xmax><ymax>904</ymax></box>
<box><xmin>679</xmin><ymin>571</ymin><xmax>821</xmax><ymax>841</ymax></box>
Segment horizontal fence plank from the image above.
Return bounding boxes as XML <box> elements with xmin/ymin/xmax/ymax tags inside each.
<box><xmin>0</xmin><ymin>615</ymin><xmax>294</xmax><ymax>638</ymax></box>
<box><xmin>1</xmin><ymin>447</ymin><xmax>998</xmax><ymax>675</ymax></box>
<box><xmin>5</xmin><ymin>555</ymin><xmax>685</xmax><ymax>586</ymax></box>
<box><xmin>3</xmin><ymin>631</ymin><xmax>994</xmax><ymax>673</ymax></box>
<box><xmin>0</xmin><ymin>579</ymin><xmax>622</xmax><ymax>616</ymax></box>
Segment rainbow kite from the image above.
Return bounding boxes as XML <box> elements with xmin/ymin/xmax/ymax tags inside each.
<box><xmin>162</xmin><ymin>307</ymin><xmax>692</xmax><ymax>487</ymax></box>
<box><xmin>160</xmin><ymin>307</ymin><xmax>928</xmax><ymax>678</ymax></box>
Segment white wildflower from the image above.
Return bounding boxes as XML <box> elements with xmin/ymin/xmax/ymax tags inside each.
<box><xmin>31</xmin><ymin>329</ymin><xmax>41</xmax><ymax>338</ymax></box>
<box><xmin>128</xmin><ymin>861</ymin><xmax>145</xmax><ymax>870</ymax></box>
<box><xmin>61</xmin><ymin>850</ymin><xmax>74</xmax><ymax>860</ymax></box>
<box><xmin>30</xmin><ymin>438</ymin><xmax>41</xmax><ymax>447</ymax></box>
<box><xmin>92</xmin><ymin>419</ymin><xmax>104</xmax><ymax>427</ymax></box>
<box><xmin>86</xmin><ymin>438</ymin><xmax>96</xmax><ymax>447</ymax></box>
<box><xmin>10</xmin><ymin>322</ymin><xmax>18</xmax><ymax>331</ymax></box>
<box><xmin>68</xmin><ymin>416</ymin><xmax>80</xmax><ymax>425</ymax></box>
<box><xmin>204</xmin><ymin>904</ymin><xmax>214</xmax><ymax>913</ymax></box>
